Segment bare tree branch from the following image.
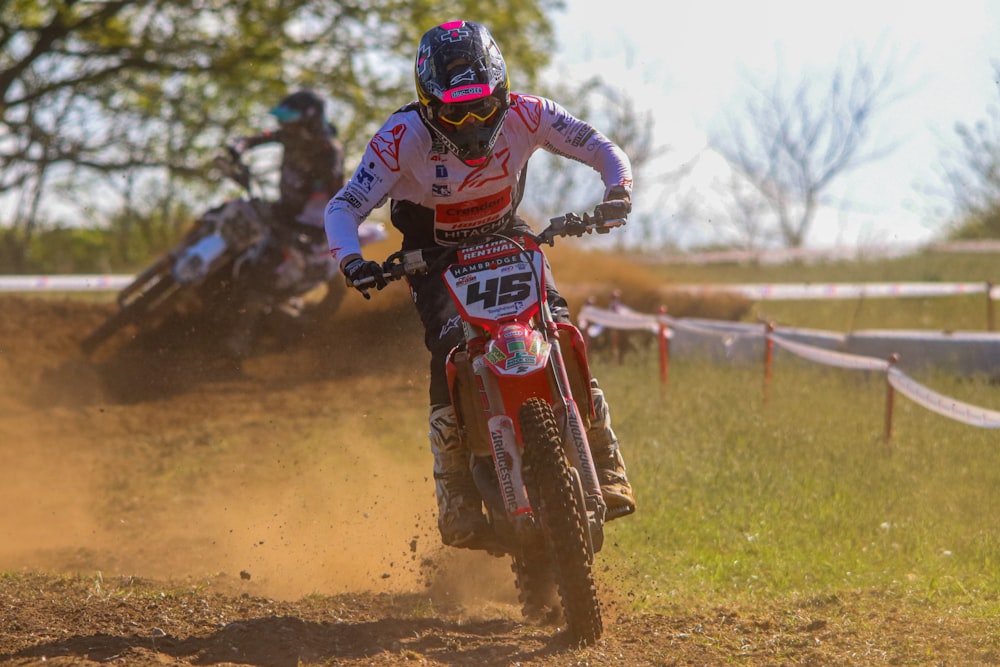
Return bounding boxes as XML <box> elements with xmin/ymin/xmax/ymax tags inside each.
<box><xmin>707</xmin><ymin>42</ymin><xmax>906</xmax><ymax>248</ymax></box>
<box><xmin>937</xmin><ymin>61</ymin><xmax>1000</xmax><ymax>239</ymax></box>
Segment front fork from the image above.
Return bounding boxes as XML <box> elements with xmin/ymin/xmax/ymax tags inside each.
<box><xmin>464</xmin><ymin>314</ymin><xmax>607</xmax><ymax>540</ymax></box>
<box><xmin>546</xmin><ymin>321</ymin><xmax>608</xmax><ymax>545</ymax></box>
<box><xmin>464</xmin><ymin>320</ymin><xmax>534</xmax><ymax>533</ymax></box>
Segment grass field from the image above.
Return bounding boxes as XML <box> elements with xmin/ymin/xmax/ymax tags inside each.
<box><xmin>592</xmin><ymin>353</ymin><xmax>1000</xmax><ymax>612</ymax></box>
<box><xmin>572</xmin><ymin>247</ymin><xmax>1000</xmax><ymax>618</ymax></box>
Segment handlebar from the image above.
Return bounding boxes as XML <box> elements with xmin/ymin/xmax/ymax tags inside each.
<box><xmin>538</xmin><ymin>199</ymin><xmax>628</xmax><ymax>244</ymax></box>
<box><xmin>349</xmin><ymin>201</ymin><xmax>628</xmax><ymax>299</ymax></box>
<box><xmin>212</xmin><ymin>147</ymin><xmax>253</xmax><ymax>193</ymax></box>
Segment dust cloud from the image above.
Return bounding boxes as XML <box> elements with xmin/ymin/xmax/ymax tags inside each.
<box><xmin>0</xmin><ymin>294</ymin><xmax>519</xmax><ymax>609</ymax></box>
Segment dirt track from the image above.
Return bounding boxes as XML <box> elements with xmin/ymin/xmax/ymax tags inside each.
<box><xmin>1</xmin><ymin>293</ymin><xmax>996</xmax><ymax>666</ymax></box>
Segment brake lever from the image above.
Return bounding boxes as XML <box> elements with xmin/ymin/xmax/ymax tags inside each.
<box><xmin>347</xmin><ymin>276</ymin><xmax>373</xmax><ymax>299</ymax></box>
<box><xmin>350</xmin><ymin>261</ymin><xmax>403</xmax><ymax>299</ymax></box>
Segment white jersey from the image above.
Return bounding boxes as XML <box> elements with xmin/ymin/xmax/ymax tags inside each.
<box><xmin>324</xmin><ymin>93</ymin><xmax>633</xmax><ymax>265</ymax></box>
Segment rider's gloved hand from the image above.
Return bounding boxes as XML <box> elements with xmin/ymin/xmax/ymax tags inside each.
<box><xmin>603</xmin><ymin>185</ymin><xmax>631</xmax><ymax>211</ymax></box>
<box><xmin>342</xmin><ymin>256</ymin><xmax>387</xmax><ymax>291</ymax></box>
<box><xmin>595</xmin><ymin>185</ymin><xmax>631</xmax><ymax>227</ymax></box>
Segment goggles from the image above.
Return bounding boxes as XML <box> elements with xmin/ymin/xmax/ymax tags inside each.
<box><xmin>270</xmin><ymin>105</ymin><xmax>303</xmax><ymax>124</ymax></box>
<box><xmin>437</xmin><ymin>95</ymin><xmax>502</xmax><ymax>127</ymax></box>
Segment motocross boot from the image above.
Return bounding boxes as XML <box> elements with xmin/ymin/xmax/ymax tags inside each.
<box><xmin>588</xmin><ymin>378</ymin><xmax>636</xmax><ymax>521</ymax></box>
<box><xmin>429</xmin><ymin>404</ymin><xmax>489</xmax><ymax>548</ymax></box>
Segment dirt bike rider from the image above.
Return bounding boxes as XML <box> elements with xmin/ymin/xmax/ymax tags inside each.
<box><xmin>324</xmin><ymin>20</ymin><xmax>636</xmax><ymax>548</ymax></box>
<box><xmin>223</xmin><ymin>89</ymin><xmax>346</xmax><ymax>358</ymax></box>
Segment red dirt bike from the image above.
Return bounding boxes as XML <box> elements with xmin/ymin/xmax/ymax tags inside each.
<box><xmin>352</xmin><ymin>203</ymin><xmax>627</xmax><ymax>646</ymax></box>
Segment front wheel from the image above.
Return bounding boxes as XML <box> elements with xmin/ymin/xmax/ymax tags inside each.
<box><xmin>80</xmin><ymin>269</ymin><xmax>179</xmax><ymax>356</ymax></box>
<box><xmin>519</xmin><ymin>397</ymin><xmax>603</xmax><ymax>646</ymax></box>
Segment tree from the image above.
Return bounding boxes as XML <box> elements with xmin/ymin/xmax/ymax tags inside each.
<box><xmin>938</xmin><ymin>61</ymin><xmax>1000</xmax><ymax>240</ymax></box>
<box><xmin>0</xmin><ymin>0</ymin><xmax>560</xmax><ymax>269</ymax></box>
<box><xmin>705</xmin><ymin>44</ymin><xmax>904</xmax><ymax>249</ymax></box>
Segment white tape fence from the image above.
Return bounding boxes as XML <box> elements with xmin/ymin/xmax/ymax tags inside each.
<box><xmin>0</xmin><ymin>275</ymin><xmax>133</xmax><ymax>291</ymax></box>
<box><xmin>669</xmin><ymin>281</ymin><xmax>1000</xmax><ymax>301</ymax></box>
<box><xmin>578</xmin><ymin>303</ymin><xmax>1000</xmax><ymax>439</ymax></box>
<box><xmin>3</xmin><ymin>277</ymin><xmax>998</xmax><ymax>300</ymax></box>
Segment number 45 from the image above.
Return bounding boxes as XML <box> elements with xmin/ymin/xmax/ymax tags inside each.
<box><xmin>465</xmin><ymin>271</ymin><xmax>534</xmax><ymax>309</ymax></box>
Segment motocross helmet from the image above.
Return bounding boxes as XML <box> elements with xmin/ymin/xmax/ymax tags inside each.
<box><xmin>415</xmin><ymin>20</ymin><xmax>510</xmax><ymax>166</ymax></box>
<box><xmin>270</xmin><ymin>90</ymin><xmax>327</xmax><ymax>139</ymax></box>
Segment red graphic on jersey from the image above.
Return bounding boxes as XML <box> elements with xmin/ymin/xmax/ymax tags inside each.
<box><xmin>459</xmin><ymin>147</ymin><xmax>511</xmax><ymax>191</ymax></box>
<box><xmin>435</xmin><ymin>187</ymin><xmax>513</xmax><ymax>224</ymax></box>
<box><xmin>370</xmin><ymin>124</ymin><xmax>407</xmax><ymax>172</ymax></box>
<box><xmin>511</xmin><ymin>94</ymin><xmax>542</xmax><ymax>132</ymax></box>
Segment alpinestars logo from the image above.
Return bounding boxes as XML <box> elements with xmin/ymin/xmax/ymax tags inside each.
<box><xmin>511</xmin><ymin>94</ymin><xmax>542</xmax><ymax>132</ymax></box>
<box><xmin>370</xmin><ymin>124</ymin><xmax>406</xmax><ymax>172</ymax></box>
<box><xmin>460</xmin><ymin>148</ymin><xmax>511</xmax><ymax>191</ymax></box>
<box><xmin>439</xmin><ymin>315</ymin><xmax>462</xmax><ymax>339</ymax></box>
<box><xmin>447</xmin><ymin>73</ymin><xmax>478</xmax><ymax>89</ymax></box>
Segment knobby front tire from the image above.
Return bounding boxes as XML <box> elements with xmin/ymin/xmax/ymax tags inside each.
<box><xmin>519</xmin><ymin>396</ymin><xmax>603</xmax><ymax>646</ymax></box>
<box><xmin>80</xmin><ymin>270</ymin><xmax>179</xmax><ymax>356</ymax></box>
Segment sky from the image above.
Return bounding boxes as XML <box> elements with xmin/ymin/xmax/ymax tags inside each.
<box><xmin>547</xmin><ymin>1</ymin><xmax>1000</xmax><ymax>249</ymax></box>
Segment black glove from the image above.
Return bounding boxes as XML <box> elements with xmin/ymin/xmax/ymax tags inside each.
<box><xmin>343</xmin><ymin>256</ymin><xmax>387</xmax><ymax>292</ymax></box>
<box><xmin>595</xmin><ymin>185</ymin><xmax>631</xmax><ymax>226</ymax></box>
<box><xmin>604</xmin><ymin>185</ymin><xmax>631</xmax><ymax>212</ymax></box>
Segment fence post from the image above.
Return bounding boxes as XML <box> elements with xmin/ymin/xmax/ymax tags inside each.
<box><xmin>987</xmin><ymin>281</ymin><xmax>996</xmax><ymax>332</ymax></box>
<box><xmin>658</xmin><ymin>305</ymin><xmax>669</xmax><ymax>386</ymax></box>
<box><xmin>609</xmin><ymin>290</ymin><xmax>623</xmax><ymax>365</ymax></box>
<box><xmin>883</xmin><ymin>353</ymin><xmax>899</xmax><ymax>451</ymax></box>
<box><xmin>763</xmin><ymin>321</ymin><xmax>775</xmax><ymax>406</ymax></box>
<box><xmin>582</xmin><ymin>296</ymin><xmax>596</xmax><ymax>349</ymax></box>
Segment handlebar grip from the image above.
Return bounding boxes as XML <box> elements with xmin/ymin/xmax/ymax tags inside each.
<box><xmin>349</xmin><ymin>268</ymin><xmax>398</xmax><ymax>292</ymax></box>
<box><xmin>351</xmin><ymin>273</ymin><xmax>392</xmax><ymax>289</ymax></box>
<box><xmin>596</xmin><ymin>216</ymin><xmax>626</xmax><ymax>233</ymax></box>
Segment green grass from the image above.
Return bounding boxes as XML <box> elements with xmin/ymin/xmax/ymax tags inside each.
<box><xmin>746</xmin><ymin>293</ymin><xmax>995</xmax><ymax>332</ymax></box>
<box><xmin>591</xmin><ymin>349</ymin><xmax>1000</xmax><ymax>613</ymax></box>
<box><xmin>647</xmin><ymin>249</ymin><xmax>1000</xmax><ymax>285</ymax></box>
<box><xmin>642</xmin><ymin>249</ymin><xmax>1000</xmax><ymax>332</ymax></box>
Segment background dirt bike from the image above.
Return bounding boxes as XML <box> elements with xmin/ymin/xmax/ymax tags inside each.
<box><xmin>80</xmin><ymin>149</ymin><xmax>386</xmax><ymax>359</ymax></box>
<box><xmin>353</xmin><ymin>203</ymin><xmax>628</xmax><ymax>646</ymax></box>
